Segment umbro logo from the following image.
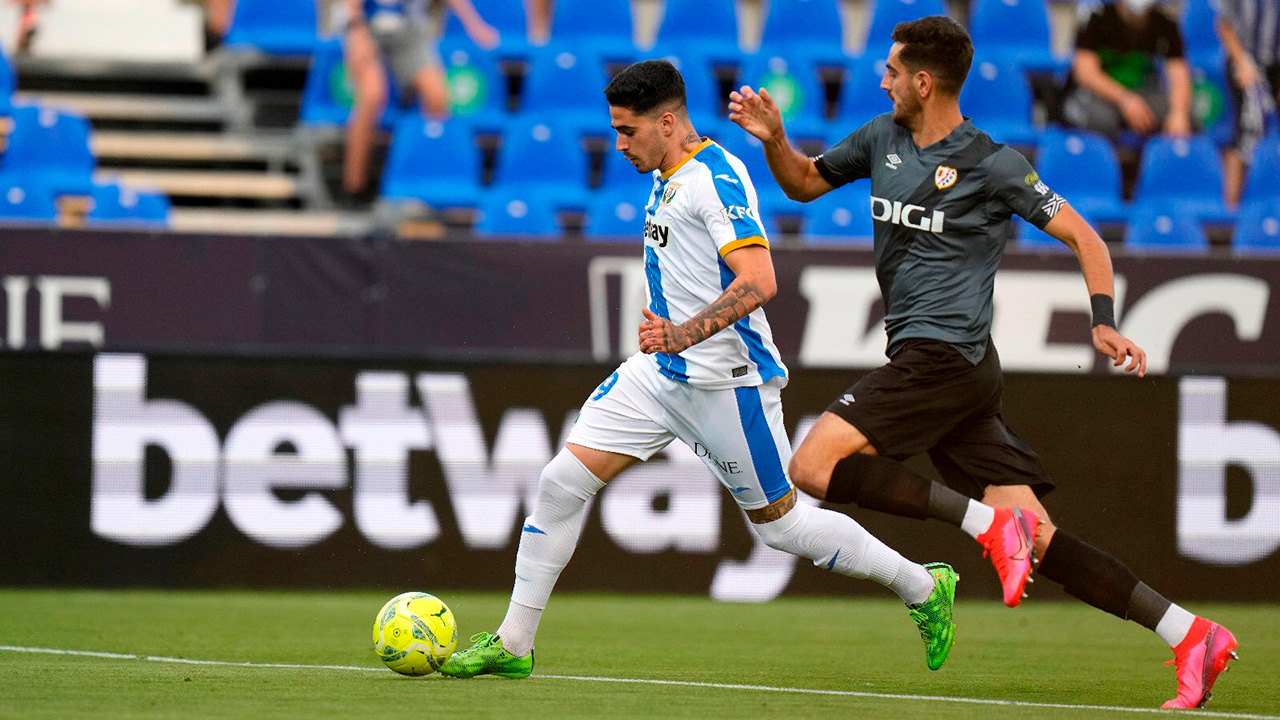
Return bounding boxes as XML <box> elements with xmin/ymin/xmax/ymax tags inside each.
<box><xmin>884</xmin><ymin>154</ymin><xmax>902</xmax><ymax>170</ymax></box>
<box><xmin>714</xmin><ymin>174</ymin><xmax>739</xmax><ymax>184</ymax></box>
<box><xmin>838</xmin><ymin>393</ymin><xmax>855</xmax><ymax>405</ymax></box>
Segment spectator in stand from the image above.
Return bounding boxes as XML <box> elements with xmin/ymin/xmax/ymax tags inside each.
<box><xmin>526</xmin><ymin>0</ymin><xmax>551</xmax><ymax>44</ymax></box>
<box><xmin>1218</xmin><ymin>0</ymin><xmax>1279</xmax><ymax>206</ymax></box>
<box><xmin>1062</xmin><ymin>0</ymin><xmax>1195</xmax><ymax>141</ymax></box>
<box><xmin>198</xmin><ymin>0</ymin><xmax>237</xmax><ymax>51</ymax></box>
<box><xmin>11</xmin><ymin>0</ymin><xmax>47</xmax><ymax>55</ymax></box>
<box><xmin>339</xmin><ymin>0</ymin><xmax>499</xmax><ymax>201</ymax></box>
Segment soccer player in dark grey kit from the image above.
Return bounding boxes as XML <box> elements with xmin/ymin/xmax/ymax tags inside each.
<box><xmin>729</xmin><ymin>15</ymin><xmax>1237</xmax><ymax>710</ymax></box>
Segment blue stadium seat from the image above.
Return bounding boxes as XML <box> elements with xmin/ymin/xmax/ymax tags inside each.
<box><xmin>960</xmin><ymin>58</ymin><xmax>1040</xmax><ymax>146</ymax></box>
<box><xmin>802</xmin><ymin>184</ymin><xmax>874</xmax><ymax>245</ymax></box>
<box><xmin>223</xmin><ymin>0</ymin><xmax>318</xmax><ymax>56</ymax></box>
<box><xmin>1182</xmin><ymin>0</ymin><xmax>1222</xmax><ymax>71</ymax></box>
<box><xmin>1126</xmin><ymin>207</ymin><xmax>1209</xmax><ymax>251</ymax></box>
<box><xmin>0</xmin><ymin>105</ymin><xmax>96</xmax><ymax>196</ymax></box>
<box><xmin>1014</xmin><ymin>217</ymin><xmax>1071</xmax><ymax>251</ymax></box>
<box><xmin>653</xmin><ymin>0</ymin><xmax>742</xmax><ymax>66</ymax></box>
<box><xmin>863</xmin><ymin>0</ymin><xmax>948</xmax><ymax>57</ymax></box>
<box><xmin>0</xmin><ymin>53</ymin><xmax>14</xmax><ymax>115</ymax></box>
<box><xmin>87</xmin><ymin>182</ymin><xmax>170</xmax><ymax>226</ymax></box>
<box><xmin>0</xmin><ymin>181</ymin><xmax>56</xmax><ymax>223</ymax></box>
<box><xmin>440</xmin><ymin>42</ymin><xmax>508</xmax><ymax>132</ymax></box>
<box><xmin>584</xmin><ymin>190</ymin><xmax>646</xmax><ymax>241</ymax></box>
<box><xmin>380</xmin><ymin>115</ymin><xmax>483</xmax><ymax>209</ymax></box>
<box><xmin>299</xmin><ymin>39</ymin><xmax>402</xmax><ymax>130</ymax></box>
<box><xmin>1233</xmin><ymin>199</ymin><xmax>1280</xmax><ymax>253</ymax></box>
<box><xmin>1132</xmin><ymin>136</ymin><xmax>1231</xmax><ymax>223</ymax></box>
<box><xmin>443</xmin><ymin>0</ymin><xmax>530</xmax><ymax>59</ymax></box>
<box><xmin>517</xmin><ymin>48</ymin><xmax>610</xmax><ymax>135</ymax></box>
<box><xmin>738</xmin><ymin>54</ymin><xmax>827</xmax><ymax>141</ymax></box>
<box><xmin>969</xmin><ymin>0</ymin><xmax>1062</xmax><ymax>72</ymax></box>
<box><xmin>837</xmin><ymin>56</ymin><xmax>891</xmax><ymax>130</ymax></box>
<box><xmin>549</xmin><ymin>0</ymin><xmax>637</xmax><ymax>63</ymax></box>
<box><xmin>474</xmin><ymin>190</ymin><xmax>562</xmax><ymax>239</ymax></box>
<box><xmin>1243</xmin><ymin>136</ymin><xmax>1280</xmax><ymax>205</ymax></box>
<box><xmin>491</xmin><ymin>120</ymin><xmax>590</xmax><ymax>210</ymax></box>
<box><xmin>1035</xmin><ymin>126</ymin><xmax>1127</xmax><ymax>224</ymax></box>
<box><xmin>759</xmin><ymin>0</ymin><xmax>846</xmax><ymax>67</ymax></box>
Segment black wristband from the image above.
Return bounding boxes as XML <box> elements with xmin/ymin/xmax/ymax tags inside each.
<box><xmin>1090</xmin><ymin>294</ymin><xmax>1116</xmax><ymax>328</ymax></box>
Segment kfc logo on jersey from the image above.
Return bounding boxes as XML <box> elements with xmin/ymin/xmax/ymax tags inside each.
<box><xmin>870</xmin><ymin>196</ymin><xmax>946</xmax><ymax>233</ymax></box>
<box><xmin>720</xmin><ymin>205</ymin><xmax>759</xmax><ymax>223</ymax></box>
<box><xmin>934</xmin><ymin>165</ymin><xmax>958</xmax><ymax>190</ymax></box>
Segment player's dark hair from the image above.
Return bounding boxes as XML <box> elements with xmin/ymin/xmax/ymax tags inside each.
<box><xmin>891</xmin><ymin>15</ymin><xmax>973</xmax><ymax>96</ymax></box>
<box><xmin>604</xmin><ymin>59</ymin><xmax>687</xmax><ymax>115</ymax></box>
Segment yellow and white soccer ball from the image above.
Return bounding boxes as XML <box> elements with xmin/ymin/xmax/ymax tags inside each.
<box><xmin>372</xmin><ymin>592</ymin><xmax>458</xmax><ymax>676</ymax></box>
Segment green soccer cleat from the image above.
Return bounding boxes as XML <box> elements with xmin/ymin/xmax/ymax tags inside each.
<box><xmin>438</xmin><ymin>632</ymin><xmax>534</xmax><ymax>679</ymax></box>
<box><xmin>908</xmin><ymin>562</ymin><xmax>958</xmax><ymax>671</ymax></box>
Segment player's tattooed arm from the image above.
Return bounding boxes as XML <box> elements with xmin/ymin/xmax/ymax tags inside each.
<box><xmin>638</xmin><ymin>279</ymin><xmax>770</xmax><ymax>354</ymax></box>
<box><xmin>745</xmin><ymin>489</ymin><xmax>797</xmax><ymax>524</ymax></box>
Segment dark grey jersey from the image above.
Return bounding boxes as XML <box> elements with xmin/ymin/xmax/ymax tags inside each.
<box><xmin>814</xmin><ymin>114</ymin><xmax>1065</xmax><ymax>364</ymax></box>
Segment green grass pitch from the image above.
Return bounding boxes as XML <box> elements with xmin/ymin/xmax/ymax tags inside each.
<box><xmin>1</xmin><ymin>589</ymin><xmax>1276</xmax><ymax>719</ymax></box>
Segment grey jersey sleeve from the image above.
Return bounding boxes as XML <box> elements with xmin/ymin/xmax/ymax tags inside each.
<box><xmin>812</xmin><ymin>116</ymin><xmax>882</xmax><ymax>188</ymax></box>
<box><xmin>985</xmin><ymin>147</ymin><xmax>1065</xmax><ymax>230</ymax></box>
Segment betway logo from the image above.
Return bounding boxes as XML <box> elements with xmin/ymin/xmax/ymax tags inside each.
<box><xmin>89</xmin><ymin>353</ymin><xmax>818</xmax><ymax>602</ymax></box>
<box><xmin>870</xmin><ymin>196</ymin><xmax>945</xmax><ymax>233</ymax></box>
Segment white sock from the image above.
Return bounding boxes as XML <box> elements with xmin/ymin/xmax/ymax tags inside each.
<box><xmin>495</xmin><ymin>602</ymin><xmax>542</xmax><ymax>657</ymax></box>
<box><xmin>1155</xmin><ymin>604</ymin><xmax>1198</xmax><ymax>647</ymax></box>
<box><xmin>496</xmin><ymin>449</ymin><xmax>605</xmax><ymax>655</ymax></box>
<box><xmin>960</xmin><ymin>500</ymin><xmax>996</xmax><ymax>539</ymax></box>
<box><xmin>752</xmin><ymin>502</ymin><xmax>935</xmax><ymax>606</ymax></box>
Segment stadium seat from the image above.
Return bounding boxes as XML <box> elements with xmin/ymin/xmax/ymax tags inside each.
<box><xmin>1233</xmin><ymin>200</ymin><xmax>1280</xmax><ymax>253</ymax></box>
<box><xmin>379</xmin><ymin>115</ymin><xmax>483</xmax><ymax>210</ymax></box>
<box><xmin>0</xmin><ymin>181</ymin><xmax>57</xmax><ymax>223</ymax></box>
<box><xmin>960</xmin><ymin>58</ymin><xmax>1040</xmax><ymax>146</ymax></box>
<box><xmin>969</xmin><ymin>0</ymin><xmax>1062</xmax><ymax>72</ymax></box>
<box><xmin>86</xmin><ymin>182</ymin><xmax>170</xmax><ymax>226</ymax></box>
<box><xmin>759</xmin><ymin>0</ymin><xmax>846</xmax><ymax>67</ymax></box>
<box><xmin>738</xmin><ymin>54</ymin><xmax>827</xmax><ymax>141</ymax></box>
<box><xmin>653</xmin><ymin>0</ymin><xmax>742</xmax><ymax>66</ymax></box>
<box><xmin>837</xmin><ymin>55</ymin><xmax>891</xmax><ymax>130</ymax></box>
<box><xmin>1014</xmin><ymin>216</ymin><xmax>1070</xmax><ymax>251</ymax></box>
<box><xmin>440</xmin><ymin>42</ymin><xmax>509</xmax><ymax>132</ymax></box>
<box><xmin>1126</xmin><ymin>207</ymin><xmax>1209</xmax><ymax>251</ymax></box>
<box><xmin>222</xmin><ymin>0</ymin><xmax>318</xmax><ymax>56</ymax></box>
<box><xmin>1035</xmin><ymin>127</ymin><xmax>1127</xmax><ymax>224</ymax></box>
<box><xmin>549</xmin><ymin>0</ymin><xmax>638</xmax><ymax>63</ymax></box>
<box><xmin>517</xmin><ymin>48</ymin><xmax>610</xmax><ymax>135</ymax></box>
<box><xmin>491</xmin><ymin>120</ymin><xmax>590</xmax><ymax>210</ymax></box>
<box><xmin>0</xmin><ymin>52</ymin><xmax>14</xmax><ymax>115</ymax></box>
<box><xmin>0</xmin><ymin>105</ymin><xmax>96</xmax><ymax>196</ymax></box>
<box><xmin>863</xmin><ymin>0</ymin><xmax>948</xmax><ymax>58</ymax></box>
<box><xmin>299</xmin><ymin>39</ymin><xmax>402</xmax><ymax>130</ymax></box>
<box><xmin>802</xmin><ymin>184</ymin><xmax>874</xmax><ymax>245</ymax></box>
<box><xmin>474</xmin><ymin>190</ymin><xmax>562</xmax><ymax>239</ymax></box>
<box><xmin>1131</xmin><ymin>136</ymin><xmax>1231</xmax><ymax>224</ymax></box>
<box><xmin>1243</xmin><ymin>136</ymin><xmax>1280</xmax><ymax>205</ymax></box>
<box><xmin>584</xmin><ymin>190</ymin><xmax>646</xmax><ymax>241</ymax></box>
<box><xmin>1181</xmin><ymin>0</ymin><xmax>1223</xmax><ymax>71</ymax></box>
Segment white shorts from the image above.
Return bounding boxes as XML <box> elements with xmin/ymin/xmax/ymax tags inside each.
<box><xmin>566</xmin><ymin>353</ymin><xmax>794</xmax><ymax>511</ymax></box>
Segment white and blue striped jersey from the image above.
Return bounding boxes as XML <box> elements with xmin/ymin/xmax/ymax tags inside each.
<box><xmin>640</xmin><ymin>139</ymin><xmax>788</xmax><ymax>390</ymax></box>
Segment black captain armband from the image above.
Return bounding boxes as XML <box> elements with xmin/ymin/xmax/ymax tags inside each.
<box><xmin>1090</xmin><ymin>294</ymin><xmax>1116</xmax><ymax>329</ymax></box>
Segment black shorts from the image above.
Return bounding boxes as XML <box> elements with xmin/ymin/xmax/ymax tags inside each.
<box><xmin>828</xmin><ymin>338</ymin><xmax>1055</xmax><ymax>500</ymax></box>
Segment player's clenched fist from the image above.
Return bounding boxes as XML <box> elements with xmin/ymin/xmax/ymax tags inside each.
<box><xmin>638</xmin><ymin>307</ymin><xmax>694</xmax><ymax>354</ymax></box>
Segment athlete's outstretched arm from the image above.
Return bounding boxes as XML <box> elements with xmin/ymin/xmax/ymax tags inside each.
<box><xmin>638</xmin><ymin>245</ymin><xmax>776</xmax><ymax>355</ymax></box>
<box><xmin>1042</xmin><ymin>205</ymin><xmax>1148</xmax><ymax>376</ymax></box>
<box><xmin>728</xmin><ymin>87</ymin><xmax>834</xmax><ymax>202</ymax></box>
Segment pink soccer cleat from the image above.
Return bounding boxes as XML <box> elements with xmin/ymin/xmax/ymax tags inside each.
<box><xmin>975</xmin><ymin>507</ymin><xmax>1041</xmax><ymax>607</ymax></box>
<box><xmin>1161</xmin><ymin>617</ymin><xmax>1239</xmax><ymax>709</ymax></box>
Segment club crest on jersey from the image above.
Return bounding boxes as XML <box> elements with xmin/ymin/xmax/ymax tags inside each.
<box><xmin>934</xmin><ymin>165</ymin><xmax>958</xmax><ymax>190</ymax></box>
<box><xmin>661</xmin><ymin>181</ymin><xmax>682</xmax><ymax>205</ymax></box>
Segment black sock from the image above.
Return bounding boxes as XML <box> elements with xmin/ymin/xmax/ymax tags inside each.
<box><xmin>1036</xmin><ymin>528</ymin><xmax>1165</xmax><ymax>625</ymax></box>
<box><xmin>825</xmin><ymin>455</ymin><xmax>969</xmax><ymax>525</ymax></box>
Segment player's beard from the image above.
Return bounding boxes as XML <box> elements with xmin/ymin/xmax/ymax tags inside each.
<box><xmin>891</xmin><ymin>92</ymin><xmax>923</xmax><ymax>129</ymax></box>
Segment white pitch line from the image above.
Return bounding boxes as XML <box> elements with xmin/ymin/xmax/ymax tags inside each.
<box><xmin>0</xmin><ymin>645</ymin><xmax>1272</xmax><ymax>720</ymax></box>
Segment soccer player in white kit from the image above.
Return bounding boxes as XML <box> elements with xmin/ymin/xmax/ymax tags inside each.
<box><xmin>439</xmin><ymin>59</ymin><xmax>959</xmax><ymax>679</ymax></box>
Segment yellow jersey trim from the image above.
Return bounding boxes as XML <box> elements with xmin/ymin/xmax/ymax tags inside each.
<box><xmin>719</xmin><ymin>235</ymin><xmax>770</xmax><ymax>257</ymax></box>
<box><xmin>660</xmin><ymin>138</ymin><xmax>714</xmax><ymax>180</ymax></box>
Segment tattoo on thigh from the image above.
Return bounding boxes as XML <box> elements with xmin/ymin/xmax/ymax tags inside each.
<box><xmin>746</xmin><ymin>489</ymin><xmax>797</xmax><ymax>524</ymax></box>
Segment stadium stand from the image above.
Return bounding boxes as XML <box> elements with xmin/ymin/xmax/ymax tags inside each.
<box><xmin>443</xmin><ymin>0</ymin><xmax>531</xmax><ymax>59</ymax></box>
<box><xmin>86</xmin><ymin>181</ymin><xmax>172</xmax><ymax>227</ymax></box>
<box><xmin>758</xmin><ymin>0</ymin><xmax>847</xmax><ymax>67</ymax></box>
<box><xmin>379</xmin><ymin>115</ymin><xmax>483</xmax><ymax>211</ymax></box>
<box><xmin>837</xmin><ymin>56</ymin><xmax>891</xmax><ymax>130</ymax></box>
<box><xmin>440</xmin><ymin>42</ymin><xmax>509</xmax><ymax>132</ymax></box>
<box><xmin>800</xmin><ymin>184</ymin><xmax>874</xmax><ymax>245</ymax></box>
<box><xmin>491</xmin><ymin>120</ymin><xmax>590</xmax><ymax>211</ymax></box>
<box><xmin>652</xmin><ymin>0</ymin><xmax>743</xmax><ymax>67</ymax></box>
<box><xmin>1126</xmin><ymin>207</ymin><xmax>1210</xmax><ymax>251</ymax></box>
<box><xmin>0</xmin><ymin>104</ymin><xmax>96</xmax><ymax>196</ymax></box>
<box><xmin>959</xmin><ymin>57</ymin><xmax>1040</xmax><ymax>146</ymax></box>
<box><xmin>548</xmin><ymin>0</ymin><xmax>639</xmax><ymax>64</ymax></box>
<box><xmin>1243</xmin><ymin>137</ymin><xmax>1280</xmax><ymax>206</ymax></box>
<box><xmin>863</xmin><ymin>0</ymin><xmax>949</xmax><ymax>58</ymax></box>
<box><xmin>517</xmin><ymin>47</ymin><xmax>611</xmax><ymax>135</ymax></box>
<box><xmin>223</xmin><ymin>0</ymin><xmax>320</xmax><ymax>57</ymax></box>
<box><xmin>583</xmin><ymin>190</ymin><xmax>646</xmax><ymax>241</ymax></box>
<box><xmin>1035</xmin><ymin>126</ymin><xmax>1128</xmax><ymax>225</ymax></box>
<box><xmin>1131</xmin><ymin>136</ymin><xmax>1232</xmax><ymax>224</ymax></box>
<box><xmin>968</xmin><ymin>0</ymin><xmax>1062</xmax><ymax>72</ymax></box>
<box><xmin>474</xmin><ymin>189</ymin><xmax>561</xmax><ymax>238</ymax></box>
<box><xmin>738</xmin><ymin>53</ymin><xmax>827</xmax><ymax>142</ymax></box>
<box><xmin>1234</xmin><ymin>200</ymin><xmax>1280</xmax><ymax>253</ymax></box>
<box><xmin>0</xmin><ymin>180</ymin><xmax>56</xmax><ymax>223</ymax></box>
